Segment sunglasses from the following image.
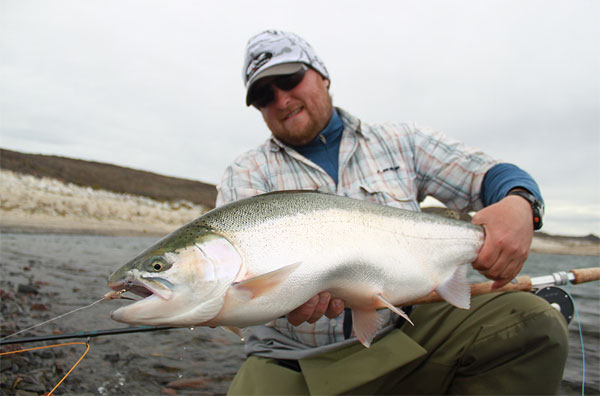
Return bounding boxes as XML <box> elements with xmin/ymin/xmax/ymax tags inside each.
<box><xmin>248</xmin><ymin>66</ymin><xmax>307</xmax><ymax>108</ymax></box>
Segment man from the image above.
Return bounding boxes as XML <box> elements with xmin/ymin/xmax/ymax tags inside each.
<box><xmin>217</xmin><ymin>30</ymin><xmax>568</xmax><ymax>395</ymax></box>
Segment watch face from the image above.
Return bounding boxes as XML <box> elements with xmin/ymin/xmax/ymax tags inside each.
<box><xmin>531</xmin><ymin>198</ymin><xmax>544</xmax><ymax>230</ymax></box>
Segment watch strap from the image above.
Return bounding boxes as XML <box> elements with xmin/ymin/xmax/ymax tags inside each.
<box><xmin>507</xmin><ymin>190</ymin><xmax>544</xmax><ymax>230</ymax></box>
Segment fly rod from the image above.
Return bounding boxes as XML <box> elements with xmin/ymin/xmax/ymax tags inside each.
<box><xmin>2</xmin><ymin>267</ymin><xmax>598</xmax><ymax>346</ymax></box>
<box><xmin>405</xmin><ymin>267</ymin><xmax>600</xmax><ymax>306</ymax></box>
<box><xmin>0</xmin><ymin>326</ymin><xmax>176</xmax><ymax>346</ymax></box>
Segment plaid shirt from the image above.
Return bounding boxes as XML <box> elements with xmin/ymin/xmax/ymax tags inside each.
<box><xmin>216</xmin><ymin>107</ymin><xmax>497</xmax><ymax>348</ymax></box>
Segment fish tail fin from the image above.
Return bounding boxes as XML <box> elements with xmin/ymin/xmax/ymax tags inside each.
<box><xmin>436</xmin><ymin>264</ymin><xmax>471</xmax><ymax>309</ymax></box>
<box><xmin>352</xmin><ymin>309</ymin><xmax>386</xmax><ymax>348</ymax></box>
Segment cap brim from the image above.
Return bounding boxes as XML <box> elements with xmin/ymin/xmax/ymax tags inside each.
<box><xmin>245</xmin><ymin>63</ymin><xmax>305</xmax><ymax>106</ymax></box>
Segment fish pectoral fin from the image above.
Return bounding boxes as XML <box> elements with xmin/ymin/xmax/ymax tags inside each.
<box><xmin>436</xmin><ymin>264</ymin><xmax>471</xmax><ymax>309</ymax></box>
<box><xmin>352</xmin><ymin>309</ymin><xmax>386</xmax><ymax>348</ymax></box>
<box><xmin>231</xmin><ymin>261</ymin><xmax>301</xmax><ymax>299</ymax></box>
<box><xmin>375</xmin><ymin>294</ymin><xmax>414</xmax><ymax>326</ymax></box>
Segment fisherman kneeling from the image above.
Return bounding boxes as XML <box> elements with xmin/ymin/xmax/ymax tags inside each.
<box><xmin>218</xmin><ymin>30</ymin><xmax>568</xmax><ymax>395</ymax></box>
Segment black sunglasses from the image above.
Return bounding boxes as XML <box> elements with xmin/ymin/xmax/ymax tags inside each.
<box><xmin>248</xmin><ymin>66</ymin><xmax>307</xmax><ymax>108</ymax></box>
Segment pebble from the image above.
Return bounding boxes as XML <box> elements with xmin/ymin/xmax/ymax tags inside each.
<box><xmin>16</xmin><ymin>285</ymin><xmax>38</xmax><ymax>295</ymax></box>
<box><xmin>30</xmin><ymin>303</ymin><xmax>49</xmax><ymax>311</ymax></box>
<box><xmin>103</xmin><ymin>353</ymin><xmax>120</xmax><ymax>363</ymax></box>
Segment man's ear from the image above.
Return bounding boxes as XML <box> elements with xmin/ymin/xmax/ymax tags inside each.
<box><xmin>324</xmin><ymin>78</ymin><xmax>331</xmax><ymax>90</ymax></box>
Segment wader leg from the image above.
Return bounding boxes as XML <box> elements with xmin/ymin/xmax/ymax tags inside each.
<box><xmin>227</xmin><ymin>355</ymin><xmax>310</xmax><ymax>395</ymax></box>
<box><xmin>367</xmin><ymin>291</ymin><xmax>569</xmax><ymax>395</ymax></box>
<box><xmin>228</xmin><ymin>291</ymin><xmax>568</xmax><ymax>395</ymax></box>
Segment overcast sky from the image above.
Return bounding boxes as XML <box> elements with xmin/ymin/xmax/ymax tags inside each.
<box><xmin>1</xmin><ymin>0</ymin><xmax>598</xmax><ymax>236</ymax></box>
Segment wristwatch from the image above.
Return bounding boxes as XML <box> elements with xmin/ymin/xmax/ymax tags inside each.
<box><xmin>507</xmin><ymin>190</ymin><xmax>544</xmax><ymax>230</ymax></box>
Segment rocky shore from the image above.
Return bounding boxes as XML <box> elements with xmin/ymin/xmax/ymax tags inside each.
<box><xmin>1</xmin><ymin>169</ymin><xmax>598</xmax><ymax>256</ymax></box>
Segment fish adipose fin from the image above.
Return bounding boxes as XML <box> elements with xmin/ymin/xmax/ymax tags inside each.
<box><xmin>375</xmin><ymin>294</ymin><xmax>414</xmax><ymax>326</ymax></box>
<box><xmin>352</xmin><ymin>309</ymin><xmax>386</xmax><ymax>348</ymax></box>
<box><xmin>232</xmin><ymin>261</ymin><xmax>301</xmax><ymax>299</ymax></box>
<box><xmin>436</xmin><ymin>265</ymin><xmax>471</xmax><ymax>309</ymax></box>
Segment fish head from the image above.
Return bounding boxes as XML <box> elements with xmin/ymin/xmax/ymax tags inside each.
<box><xmin>108</xmin><ymin>224</ymin><xmax>242</xmax><ymax>326</ymax></box>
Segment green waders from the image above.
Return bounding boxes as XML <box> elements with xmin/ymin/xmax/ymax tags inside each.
<box><xmin>227</xmin><ymin>291</ymin><xmax>569</xmax><ymax>395</ymax></box>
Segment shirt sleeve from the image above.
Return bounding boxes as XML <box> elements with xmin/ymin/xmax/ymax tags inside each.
<box><xmin>408</xmin><ymin>124</ymin><xmax>499</xmax><ymax>212</ymax></box>
<box><xmin>480</xmin><ymin>163</ymin><xmax>543</xmax><ymax>205</ymax></box>
<box><xmin>216</xmin><ymin>151</ymin><xmax>272</xmax><ymax>207</ymax></box>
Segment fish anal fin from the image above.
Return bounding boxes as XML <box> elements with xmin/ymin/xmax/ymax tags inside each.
<box><xmin>232</xmin><ymin>261</ymin><xmax>301</xmax><ymax>299</ymax></box>
<box><xmin>375</xmin><ymin>294</ymin><xmax>414</xmax><ymax>326</ymax></box>
<box><xmin>352</xmin><ymin>309</ymin><xmax>385</xmax><ymax>348</ymax></box>
<box><xmin>436</xmin><ymin>265</ymin><xmax>471</xmax><ymax>309</ymax></box>
<box><xmin>221</xmin><ymin>326</ymin><xmax>244</xmax><ymax>340</ymax></box>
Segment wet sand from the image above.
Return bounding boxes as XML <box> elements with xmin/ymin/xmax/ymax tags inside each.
<box><xmin>0</xmin><ymin>233</ymin><xmax>245</xmax><ymax>395</ymax></box>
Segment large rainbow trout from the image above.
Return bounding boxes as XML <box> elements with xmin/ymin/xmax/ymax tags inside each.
<box><xmin>108</xmin><ymin>191</ymin><xmax>483</xmax><ymax>347</ymax></box>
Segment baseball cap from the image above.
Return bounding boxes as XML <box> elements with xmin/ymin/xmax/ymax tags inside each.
<box><xmin>243</xmin><ymin>30</ymin><xmax>329</xmax><ymax>106</ymax></box>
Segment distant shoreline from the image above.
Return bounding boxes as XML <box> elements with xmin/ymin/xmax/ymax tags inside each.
<box><xmin>0</xmin><ymin>213</ymin><xmax>168</xmax><ymax>237</ymax></box>
<box><xmin>1</xmin><ymin>169</ymin><xmax>598</xmax><ymax>256</ymax></box>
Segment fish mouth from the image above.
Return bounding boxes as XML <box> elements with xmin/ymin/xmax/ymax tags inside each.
<box><xmin>109</xmin><ymin>277</ymin><xmax>173</xmax><ymax>301</ymax></box>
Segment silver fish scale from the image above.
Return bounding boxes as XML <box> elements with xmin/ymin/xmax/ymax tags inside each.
<box><xmin>199</xmin><ymin>191</ymin><xmax>479</xmax><ymax>235</ymax></box>
<box><xmin>189</xmin><ymin>191</ymin><xmax>484</xmax><ymax>326</ymax></box>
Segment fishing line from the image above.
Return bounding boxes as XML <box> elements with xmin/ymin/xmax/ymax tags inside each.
<box><xmin>0</xmin><ymin>341</ymin><xmax>90</xmax><ymax>396</ymax></box>
<box><xmin>0</xmin><ymin>297</ymin><xmax>105</xmax><ymax>341</ymax></box>
<box><xmin>566</xmin><ymin>282</ymin><xmax>585</xmax><ymax>396</ymax></box>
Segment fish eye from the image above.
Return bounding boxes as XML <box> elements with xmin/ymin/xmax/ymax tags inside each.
<box><xmin>145</xmin><ymin>256</ymin><xmax>170</xmax><ymax>272</ymax></box>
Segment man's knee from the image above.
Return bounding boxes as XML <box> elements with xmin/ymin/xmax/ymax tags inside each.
<box><xmin>228</xmin><ymin>356</ymin><xmax>309</xmax><ymax>395</ymax></box>
<box><xmin>474</xmin><ymin>291</ymin><xmax>568</xmax><ymax>351</ymax></box>
<box><xmin>461</xmin><ymin>292</ymin><xmax>569</xmax><ymax>375</ymax></box>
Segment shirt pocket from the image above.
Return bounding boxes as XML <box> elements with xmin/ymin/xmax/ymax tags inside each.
<box><xmin>353</xmin><ymin>171</ymin><xmax>420</xmax><ymax>211</ymax></box>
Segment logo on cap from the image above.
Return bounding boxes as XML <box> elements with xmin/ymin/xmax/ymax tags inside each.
<box><xmin>246</xmin><ymin>52</ymin><xmax>272</xmax><ymax>82</ymax></box>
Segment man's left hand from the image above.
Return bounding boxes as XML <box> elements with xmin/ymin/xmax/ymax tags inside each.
<box><xmin>471</xmin><ymin>195</ymin><xmax>534</xmax><ymax>289</ymax></box>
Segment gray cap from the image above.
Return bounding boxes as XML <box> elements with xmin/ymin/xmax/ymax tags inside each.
<box><xmin>242</xmin><ymin>30</ymin><xmax>329</xmax><ymax>105</ymax></box>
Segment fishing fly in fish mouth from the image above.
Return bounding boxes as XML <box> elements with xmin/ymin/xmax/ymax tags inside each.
<box><xmin>107</xmin><ymin>191</ymin><xmax>483</xmax><ymax>347</ymax></box>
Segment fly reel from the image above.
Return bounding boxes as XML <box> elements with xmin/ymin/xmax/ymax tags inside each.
<box><xmin>534</xmin><ymin>286</ymin><xmax>575</xmax><ymax>324</ymax></box>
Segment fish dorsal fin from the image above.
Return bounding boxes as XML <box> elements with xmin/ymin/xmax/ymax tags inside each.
<box><xmin>436</xmin><ymin>265</ymin><xmax>471</xmax><ymax>309</ymax></box>
<box><xmin>351</xmin><ymin>309</ymin><xmax>386</xmax><ymax>348</ymax></box>
<box><xmin>375</xmin><ymin>294</ymin><xmax>414</xmax><ymax>326</ymax></box>
<box><xmin>232</xmin><ymin>262</ymin><xmax>301</xmax><ymax>300</ymax></box>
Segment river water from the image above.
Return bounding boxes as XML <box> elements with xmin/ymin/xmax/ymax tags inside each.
<box><xmin>0</xmin><ymin>233</ymin><xmax>598</xmax><ymax>395</ymax></box>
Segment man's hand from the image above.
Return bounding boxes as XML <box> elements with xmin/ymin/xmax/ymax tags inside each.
<box><xmin>286</xmin><ymin>292</ymin><xmax>345</xmax><ymax>326</ymax></box>
<box><xmin>472</xmin><ymin>195</ymin><xmax>534</xmax><ymax>289</ymax></box>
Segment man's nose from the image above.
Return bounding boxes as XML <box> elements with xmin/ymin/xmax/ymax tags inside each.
<box><xmin>272</xmin><ymin>86</ymin><xmax>292</xmax><ymax>108</ymax></box>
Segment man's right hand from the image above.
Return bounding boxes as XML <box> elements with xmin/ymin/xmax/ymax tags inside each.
<box><xmin>286</xmin><ymin>292</ymin><xmax>345</xmax><ymax>326</ymax></box>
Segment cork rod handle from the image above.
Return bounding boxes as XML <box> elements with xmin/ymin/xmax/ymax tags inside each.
<box><xmin>570</xmin><ymin>267</ymin><xmax>600</xmax><ymax>284</ymax></box>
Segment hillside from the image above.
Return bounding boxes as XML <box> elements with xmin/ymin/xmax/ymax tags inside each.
<box><xmin>0</xmin><ymin>148</ymin><xmax>217</xmax><ymax>208</ymax></box>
